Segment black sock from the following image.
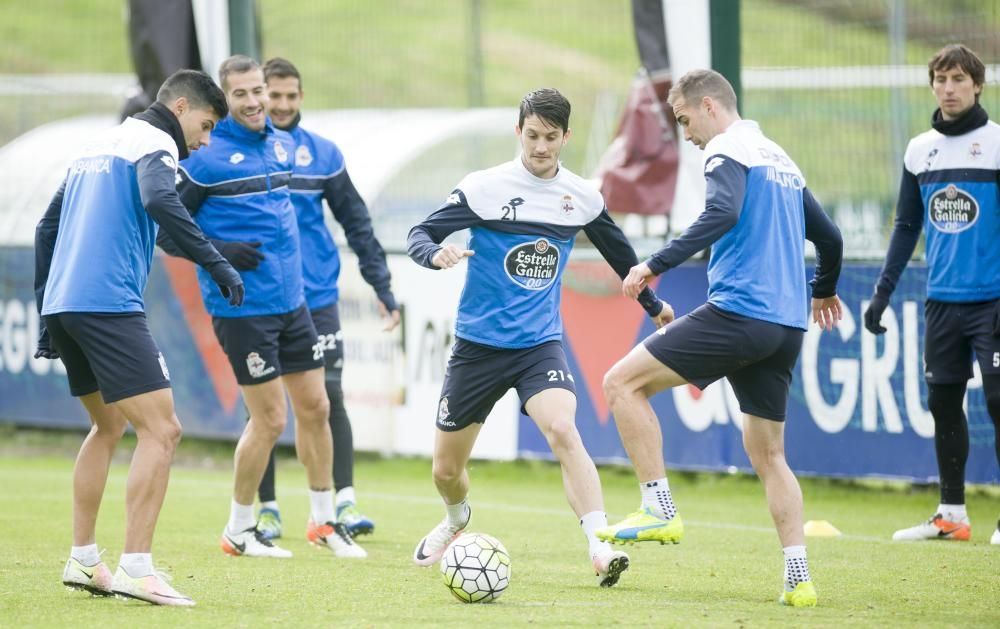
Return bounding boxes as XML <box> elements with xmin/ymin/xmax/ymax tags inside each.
<box><xmin>928</xmin><ymin>382</ymin><xmax>968</xmax><ymax>505</ymax></box>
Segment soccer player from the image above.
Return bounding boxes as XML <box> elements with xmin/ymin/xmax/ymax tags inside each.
<box><xmin>34</xmin><ymin>69</ymin><xmax>242</xmax><ymax>606</ymax></box>
<box><xmin>595</xmin><ymin>69</ymin><xmax>844</xmax><ymax>608</ymax></box>
<box><xmin>157</xmin><ymin>55</ymin><xmax>365</xmax><ymax>559</ymax></box>
<box><xmin>238</xmin><ymin>56</ymin><xmax>400</xmax><ymax>540</ymax></box>
<box><xmin>407</xmin><ymin>88</ymin><xmax>671</xmax><ymax>587</ymax></box>
<box><xmin>863</xmin><ymin>44</ymin><xmax>1000</xmax><ymax>545</ymax></box>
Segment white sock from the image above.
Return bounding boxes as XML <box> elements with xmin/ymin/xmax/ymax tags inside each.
<box><xmin>227</xmin><ymin>499</ymin><xmax>256</xmax><ymax>534</ymax></box>
<box><xmin>309</xmin><ymin>489</ymin><xmax>336</xmax><ymax>524</ymax></box>
<box><xmin>335</xmin><ymin>486</ymin><xmax>356</xmax><ymax>506</ymax></box>
<box><xmin>119</xmin><ymin>552</ymin><xmax>153</xmax><ymax>578</ymax></box>
<box><xmin>445</xmin><ymin>498</ymin><xmax>470</xmax><ymax>528</ymax></box>
<box><xmin>260</xmin><ymin>500</ymin><xmax>279</xmax><ymax>512</ymax></box>
<box><xmin>782</xmin><ymin>545</ymin><xmax>810</xmax><ymax>591</ymax></box>
<box><xmin>580</xmin><ymin>511</ymin><xmax>610</xmax><ymax>558</ymax></box>
<box><xmin>938</xmin><ymin>503</ymin><xmax>967</xmax><ymax>521</ymax></box>
<box><xmin>70</xmin><ymin>544</ymin><xmax>100</xmax><ymax>566</ymax></box>
<box><xmin>640</xmin><ymin>478</ymin><xmax>677</xmax><ymax>520</ymax></box>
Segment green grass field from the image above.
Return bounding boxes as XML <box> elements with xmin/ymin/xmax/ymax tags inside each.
<box><xmin>1</xmin><ymin>430</ymin><xmax>997</xmax><ymax>627</ymax></box>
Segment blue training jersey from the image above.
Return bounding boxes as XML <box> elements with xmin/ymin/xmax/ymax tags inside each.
<box><xmin>173</xmin><ymin>116</ymin><xmax>304</xmax><ymax>317</ymax></box>
<box><xmin>646</xmin><ymin>120</ymin><xmax>843</xmax><ymax>330</ymax></box>
<box><xmin>902</xmin><ymin>122</ymin><xmax>1000</xmax><ymax>301</ymax></box>
<box><xmin>408</xmin><ymin>158</ymin><xmax>662</xmax><ymax>349</ymax></box>
<box><xmin>42</xmin><ymin>117</ymin><xmax>179</xmax><ymax>314</ymax></box>
<box><xmin>703</xmin><ymin>121</ymin><xmax>809</xmax><ymax>328</ymax></box>
<box><xmin>284</xmin><ymin>120</ymin><xmax>396</xmax><ymax>311</ymax></box>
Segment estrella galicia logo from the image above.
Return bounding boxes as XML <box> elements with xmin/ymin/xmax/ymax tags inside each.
<box><xmin>504</xmin><ymin>238</ymin><xmax>559</xmax><ymax>290</ymax></box>
<box><xmin>928</xmin><ymin>184</ymin><xmax>979</xmax><ymax>233</ymax></box>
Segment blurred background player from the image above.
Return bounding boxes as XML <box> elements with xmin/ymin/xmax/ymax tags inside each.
<box><xmin>232</xmin><ymin>56</ymin><xmax>400</xmax><ymax>540</ymax></box>
<box><xmin>158</xmin><ymin>55</ymin><xmax>365</xmax><ymax>559</ymax></box>
<box><xmin>596</xmin><ymin>69</ymin><xmax>844</xmax><ymax>607</ymax></box>
<box><xmin>864</xmin><ymin>44</ymin><xmax>1000</xmax><ymax>545</ymax></box>
<box><xmin>407</xmin><ymin>88</ymin><xmax>670</xmax><ymax>587</ymax></box>
<box><xmin>35</xmin><ymin>69</ymin><xmax>242</xmax><ymax>606</ymax></box>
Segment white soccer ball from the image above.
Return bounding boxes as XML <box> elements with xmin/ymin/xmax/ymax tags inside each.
<box><xmin>440</xmin><ymin>532</ymin><xmax>511</xmax><ymax>603</ymax></box>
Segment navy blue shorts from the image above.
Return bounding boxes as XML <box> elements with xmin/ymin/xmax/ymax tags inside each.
<box><xmin>642</xmin><ymin>303</ymin><xmax>804</xmax><ymax>421</ymax></box>
<box><xmin>44</xmin><ymin>312</ymin><xmax>171</xmax><ymax>404</ymax></box>
<box><xmin>924</xmin><ymin>299</ymin><xmax>1000</xmax><ymax>384</ymax></box>
<box><xmin>436</xmin><ymin>339</ymin><xmax>576</xmax><ymax>431</ymax></box>
<box><xmin>212</xmin><ymin>304</ymin><xmax>325</xmax><ymax>386</ymax></box>
<box><xmin>311</xmin><ymin>304</ymin><xmax>343</xmax><ymax>381</ymax></box>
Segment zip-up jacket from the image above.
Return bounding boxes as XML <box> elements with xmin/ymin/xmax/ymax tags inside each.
<box><xmin>281</xmin><ymin>114</ymin><xmax>397</xmax><ymax>311</ymax></box>
<box><xmin>159</xmin><ymin>115</ymin><xmax>304</xmax><ymax>317</ymax></box>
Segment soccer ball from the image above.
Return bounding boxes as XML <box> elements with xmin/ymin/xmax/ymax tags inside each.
<box><xmin>440</xmin><ymin>532</ymin><xmax>511</xmax><ymax>603</ymax></box>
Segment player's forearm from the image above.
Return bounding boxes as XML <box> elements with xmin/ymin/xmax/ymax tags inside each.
<box><xmin>406</xmin><ymin>225</ymin><xmax>443</xmax><ymax>269</ymax></box>
<box><xmin>803</xmin><ymin>187</ymin><xmax>843</xmax><ymax>298</ymax></box>
<box><xmin>875</xmin><ymin>169</ymin><xmax>924</xmax><ymax>298</ymax></box>
<box><xmin>646</xmin><ymin>203</ymin><xmax>739</xmax><ymax>275</ymax></box>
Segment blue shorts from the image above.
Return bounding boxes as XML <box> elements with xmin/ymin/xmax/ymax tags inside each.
<box><xmin>212</xmin><ymin>304</ymin><xmax>325</xmax><ymax>385</ymax></box>
<box><xmin>44</xmin><ymin>312</ymin><xmax>171</xmax><ymax>404</ymax></box>
<box><xmin>924</xmin><ymin>299</ymin><xmax>1000</xmax><ymax>384</ymax></box>
<box><xmin>642</xmin><ymin>303</ymin><xmax>804</xmax><ymax>421</ymax></box>
<box><xmin>436</xmin><ymin>339</ymin><xmax>576</xmax><ymax>431</ymax></box>
<box><xmin>311</xmin><ymin>304</ymin><xmax>343</xmax><ymax>381</ymax></box>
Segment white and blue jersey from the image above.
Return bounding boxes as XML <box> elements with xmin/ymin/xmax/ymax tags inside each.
<box><xmin>408</xmin><ymin>158</ymin><xmax>662</xmax><ymax>349</ymax></box>
<box><xmin>163</xmin><ymin>115</ymin><xmax>304</xmax><ymax>317</ymax></box>
<box><xmin>876</xmin><ymin>114</ymin><xmax>1000</xmax><ymax>303</ymax></box>
<box><xmin>37</xmin><ymin>104</ymin><xmax>232</xmax><ymax>316</ymax></box>
<box><xmin>282</xmin><ymin>116</ymin><xmax>396</xmax><ymax>312</ymax></box>
<box><xmin>646</xmin><ymin>120</ymin><xmax>842</xmax><ymax>331</ymax></box>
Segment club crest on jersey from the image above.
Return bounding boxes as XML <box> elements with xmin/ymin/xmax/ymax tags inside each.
<box><xmin>274</xmin><ymin>141</ymin><xmax>288</xmax><ymax>163</ymax></box>
<box><xmin>928</xmin><ymin>184</ymin><xmax>979</xmax><ymax>233</ymax></box>
<box><xmin>969</xmin><ymin>142</ymin><xmax>982</xmax><ymax>158</ymax></box>
<box><xmin>295</xmin><ymin>145</ymin><xmax>313</xmax><ymax>167</ymax></box>
<box><xmin>561</xmin><ymin>194</ymin><xmax>575</xmax><ymax>214</ymax></box>
<box><xmin>504</xmin><ymin>238</ymin><xmax>559</xmax><ymax>290</ymax></box>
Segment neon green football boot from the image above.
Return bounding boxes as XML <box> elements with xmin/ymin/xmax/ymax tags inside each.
<box><xmin>596</xmin><ymin>507</ymin><xmax>683</xmax><ymax>545</ymax></box>
<box><xmin>779</xmin><ymin>581</ymin><xmax>817</xmax><ymax>608</ymax></box>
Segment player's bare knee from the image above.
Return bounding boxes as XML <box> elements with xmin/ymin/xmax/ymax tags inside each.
<box><xmin>253</xmin><ymin>413</ymin><xmax>286</xmax><ymax>441</ymax></box>
<box><xmin>432</xmin><ymin>458</ymin><xmax>463</xmax><ymax>487</ymax></box>
<box><xmin>543</xmin><ymin>417</ymin><xmax>581</xmax><ymax>454</ymax></box>
<box><xmin>603</xmin><ymin>369</ymin><xmax>627</xmax><ymax>409</ymax></box>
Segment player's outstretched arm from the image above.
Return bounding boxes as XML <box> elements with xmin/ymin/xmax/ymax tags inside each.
<box><xmin>137</xmin><ymin>151</ymin><xmax>244</xmax><ymax>306</ymax></box>
<box><xmin>407</xmin><ymin>189</ymin><xmax>481</xmax><ymax>269</ymax></box>
<box><xmin>582</xmin><ymin>210</ymin><xmax>662</xmax><ymax>317</ymax></box>
<box><xmin>863</xmin><ymin>167</ymin><xmax>923</xmax><ymax>334</ymax></box>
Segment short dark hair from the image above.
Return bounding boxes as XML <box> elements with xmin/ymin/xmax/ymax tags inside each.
<box><xmin>668</xmin><ymin>69</ymin><xmax>738</xmax><ymax>112</ymax></box>
<box><xmin>157</xmin><ymin>69</ymin><xmax>228</xmax><ymax>119</ymax></box>
<box><xmin>928</xmin><ymin>44</ymin><xmax>986</xmax><ymax>87</ymax></box>
<box><xmin>263</xmin><ymin>57</ymin><xmax>302</xmax><ymax>89</ymax></box>
<box><xmin>518</xmin><ymin>88</ymin><xmax>571</xmax><ymax>132</ymax></box>
<box><xmin>218</xmin><ymin>54</ymin><xmax>261</xmax><ymax>91</ymax></box>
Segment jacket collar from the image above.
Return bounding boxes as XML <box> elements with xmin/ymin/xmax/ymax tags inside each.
<box><xmin>217</xmin><ymin>114</ymin><xmax>277</xmax><ymax>141</ymax></box>
<box><xmin>273</xmin><ymin>112</ymin><xmax>302</xmax><ymax>133</ymax></box>
<box><xmin>133</xmin><ymin>102</ymin><xmax>189</xmax><ymax>160</ymax></box>
<box><xmin>931</xmin><ymin>102</ymin><xmax>989</xmax><ymax>136</ymax></box>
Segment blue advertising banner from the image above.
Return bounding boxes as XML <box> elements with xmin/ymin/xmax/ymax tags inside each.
<box><xmin>520</xmin><ymin>260</ymin><xmax>998</xmax><ymax>485</ymax></box>
<box><xmin>2</xmin><ymin>245</ymin><xmax>995</xmax><ymax>484</ymax></box>
<box><xmin>0</xmin><ymin>247</ymin><xmax>248</xmax><ymax>439</ymax></box>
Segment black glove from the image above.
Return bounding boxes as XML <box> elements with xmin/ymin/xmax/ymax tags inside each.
<box><xmin>863</xmin><ymin>292</ymin><xmax>890</xmax><ymax>335</ymax></box>
<box><xmin>209</xmin><ymin>262</ymin><xmax>246</xmax><ymax>307</ymax></box>
<box><xmin>214</xmin><ymin>240</ymin><xmax>264</xmax><ymax>271</ymax></box>
<box><xmin>34</xmin><ymin>325</ymin><xmax>59</xmax><ymax>360</ymax></box>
